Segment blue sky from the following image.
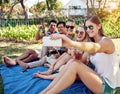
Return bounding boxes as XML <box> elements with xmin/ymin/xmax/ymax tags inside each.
<box><xmin>25</xmin><ymin>0</ymin><xmax>70</xmax><ymax>8</ymax></box>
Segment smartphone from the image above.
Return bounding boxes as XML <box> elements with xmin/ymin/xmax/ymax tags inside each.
<box><xmin>42</xmin><ymin>36</ymin><xmax>62</xmax><ymax>47</ymax></box>
<box><xmin>41</xmin><ymin>26</ymin><xmax>45</xmax><ymax>33</ymax></box>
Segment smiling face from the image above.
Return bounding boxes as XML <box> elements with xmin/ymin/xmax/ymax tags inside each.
<box><xmin>66</xmin><ymin>20</ymin><xmax>75</xmax><ymax>38</ymax></box>
<box><xmin>75</xmin><ymin>27</ymin><xmax>86</xmax><ymax>41</ymax></box>
<box><xmin>49</xmin><ymin>22</ymin><xmax>57</xmax><ymax>32</ymax></box>
<box><xmin>85</xmin><ymin>20</ymin><xmax>98</xmax><ymax>38</ymax></box>
<box><xmin>57</xmin><ymin>23</ymin><xmax>66</xmax><ymax>34</ymax></box>
<box><xmin>84</xmin><ymin>16</ymin><xmax>104</xmax><ymax>39</ymax></box>
<box><xmin>66</xmin><ymin>21</ymin><xmax>75</xmax><ymax>33</ymax></box>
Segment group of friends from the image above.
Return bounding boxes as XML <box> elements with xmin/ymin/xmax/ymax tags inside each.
<box><xmin>2</xmin><ymin>15</ymin><xmax>120</xmax><ymax>94</ymax></box>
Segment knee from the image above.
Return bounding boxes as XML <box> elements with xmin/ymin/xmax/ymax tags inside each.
<box><xmin>67</xmin><ymin>59</ymin><xmax>76</xmax><ymax>67</ymax></box>
<box><xmin>67</xmin><ymin>59</ymin><xmax>82</xmax><ymax>68</ymax></box>
<box><xmin>29</xmin><ymin>54</ymin><xmax>38</xmax><ymax>59</ymax></box>
<box><xmin>26</xmin><ymin>49</ymin><xmax>36</xmax><ymax>54</ymax></box>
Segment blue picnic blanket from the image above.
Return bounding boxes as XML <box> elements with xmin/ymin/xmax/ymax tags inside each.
<box><xmin>0</xmin><ymin>64</ymin><xmax>92</xmax><ymax>94</ymax></box>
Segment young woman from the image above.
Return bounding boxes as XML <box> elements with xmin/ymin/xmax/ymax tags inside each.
<box><xmin>40</xmin><ymin>15</ymin><xmax>119</xmax><ymax>94</ymax></box>
<box><xmin>33</xmin><ymin>25</ymin><xmax>91</xmax><ymax>80</ymax></box>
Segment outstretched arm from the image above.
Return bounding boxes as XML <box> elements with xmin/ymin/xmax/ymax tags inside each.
<box><xmin>50</xmin><ymin>34</ymin><xmax>115</xmax><ymax>54</ymax></box>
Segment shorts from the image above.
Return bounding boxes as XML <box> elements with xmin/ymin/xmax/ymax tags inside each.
<box><xmin>87</xmin><ymin>61</ymin><xmax>95</xmax><ymax>70</ymax></box>
<box><xmin>46</xmin><ymin>55</ymin><xmax>57</xmax><ymax>64</ymax></box>
<box><xmin>102</xmin><ymin>77</ymin><xmax>115</xmax><ymax>94</ymax></box>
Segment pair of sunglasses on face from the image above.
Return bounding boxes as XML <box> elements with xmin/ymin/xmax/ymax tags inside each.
<box><xmin>75</xmin><ymin>30</ymin><xmax>84</xmax><ymax>35</ymax></box>
<box><xmin>66</xmin><ymin>25</ymin><xmax>74</xmax><ymax>29</ymax></box>
<box><xmin>84</xmin><ymin>25</ymin><xmax>94</xmax><ymax>31</ymax></box>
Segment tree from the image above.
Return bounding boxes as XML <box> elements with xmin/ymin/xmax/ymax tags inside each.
<box><xmin>86</xmin><ymin>0</ymin><xmax>109</xmax><ymax>16</ymax></box>
<box><xmin>0</xmin><ymin>0</ymin><xmax>9</xmax><ymax>19</ymax></box>
<box><xmin>30</xmin><ymin>0</ymin><xmax>63</xmax><ymax>18</ymax></box>
<box><xmin>7</xmin><ymin>0</ymin><xmax>28</xmax><ymax>19</ymax></box>
<box><xmin>46</xmin><ymin>0</ymin><xmax>57</xmax><ymax>11</ymax></box>
<box><xmin>0</xmin><ymin>0</ymin><xmax>9</xmax><ymax>5</ymax></box>
<box><xmin>45</xmin><ymin>0</ymin><xmax>57</xmax><ymax>16</ymax></box>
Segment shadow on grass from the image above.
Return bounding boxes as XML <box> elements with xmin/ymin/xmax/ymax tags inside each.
<box><xmin>0</xmin><ymin>42</ymin><xmax>28</xmax><ymax>94</ymax></box>
<box><xmin>0</xmin><ymin>46</ymin><xmax>27</xmax><ymax>65</ymax></box>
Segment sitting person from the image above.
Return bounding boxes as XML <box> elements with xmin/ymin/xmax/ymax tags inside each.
<box><xmin>33</xmin><ymin>19</ymin><xmax>76</xmax><ymax>76</ymax></box>
<box><xmin>33</xmin><ymin>25</ymin><xmax>91</xmax><ymax>80</ymax></box>
<box><xmin>17</xmin><ymin>47</ymin><xmax>67</xmax><ymax>70</ymax></box>
<box><xmin>40</xmin><ymin>15</ymin><xmax>119</xmax><ymax>94</ymax></box>
<box><xmin>2</xmin><ymin>20</ymin><xmax>58</xmax><ymax>66</ymax></box>
<box><xmin>17</xmin><ymin>20</ymin><xmax>76</xmax><ymax>71</ymax></box>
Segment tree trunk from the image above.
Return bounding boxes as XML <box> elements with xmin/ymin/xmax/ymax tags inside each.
<box><xmin>7</xmin><ymin>0</ymin><xmax>27</xmax><ymax>20</ymax></box>
<box><xmin>89</xmin><ymin>0</ymin><xmax>95</xmax><ymax>15</ymax></box>
<box><xmin>46</xmin><ymin>0</ymin><xmax>50</xmax><ymax>11</ymax></box>
<box><xmin>103</xmin><ymin>0</ymin><xmax>107</xmax><ymax>9</ymax></box>
<box><xmin>20</xmin><ymin>0</ymin><xmax>28</xmax><ymax>20</ymax></box>
<box><xmin>7</xmin><ymin>1</ymin><xmax>19</xmax><ymax>19</ymax></box>
<box><xmin>86</xmin><ymin>0</ymin><xmax>89</xmax><ymax>17</ymax></box>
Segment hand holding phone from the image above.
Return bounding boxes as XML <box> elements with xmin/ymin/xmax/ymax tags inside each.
<box><xmin>38</xmin><ymin>25</ymin><xmax>45</xmax><ymax>33</ymax></box>
<box><xmin>43</xmin><ymin>36</ymin><xmax>62</xmax><ymax>47</ymax></box>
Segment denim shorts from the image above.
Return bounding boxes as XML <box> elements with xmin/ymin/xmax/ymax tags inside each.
<box><xmin>102</xmin><ymin>78</ymin><xmax>115</xmax><ymax>94</ymax></box>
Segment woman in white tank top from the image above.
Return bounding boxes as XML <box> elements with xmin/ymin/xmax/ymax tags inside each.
<box><xmin>40</xmin><ymin>15</ymin><xmax>120</xmax><ymax>94</ymax></box>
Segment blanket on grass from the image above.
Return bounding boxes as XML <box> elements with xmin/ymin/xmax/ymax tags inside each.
<box><xmin>0</xmin><ymin>64</ymin><xmax>92</xmax><ymax>94</ymax></box>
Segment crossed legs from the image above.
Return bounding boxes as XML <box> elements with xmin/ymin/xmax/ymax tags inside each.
<box><xmin>2</xmin><ymin>49</ymin><xmax>38</xmax><ymax>66</ymax></box>
<box><xmin>33</xmin><ymin>53</ymin><xmax>72</xmax><ymax>79</ymax></box>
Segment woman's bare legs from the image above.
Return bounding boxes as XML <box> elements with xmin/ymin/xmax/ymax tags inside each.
<box><xmin>37</xmin><ymin>53</ymin><xmax>67</xmax><ymax>75</ymax></box>
<box><xmin>34</xmin><ymin>73</ymin><xmax>58</xmax><ymax>80</ymax></box>
<box><xmin>44</xmin><ymin>63</ymin><xmax>51</xmax><ymax>68</ymax></box>
<box><xmin>40</xmin><ymin>59</ymin><xmax>103</xmax><ymax>94</ymax></box>
<box><xmin>40</xmin><ymin>59</ymin><xmax>74</xmax><ymax>94</ymax></box>
<box><xmin>39</xmin><ymin>53</ymin><xmax>71</xmax><ymax>75</ymax></box>
<box><xmin>53</xmin><ymin>53</ymin><xmax>71</xmax><ymax>71</ymax></box>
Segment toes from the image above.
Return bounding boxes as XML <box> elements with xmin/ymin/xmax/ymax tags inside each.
<box><xmin>2</xmin><ymin>56</ymin><xmax>6</xmax><ymax>65</ymax></box>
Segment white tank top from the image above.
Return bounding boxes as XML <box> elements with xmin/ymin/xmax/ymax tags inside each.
<box><xmin>90</xmin><ymin>37</ymin><xmax>120</xmax><ymax>88</ymax></box>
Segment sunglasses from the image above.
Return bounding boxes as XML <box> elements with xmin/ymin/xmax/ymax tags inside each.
<box><xmin>75</xmin><ymin>30</ymin><xmax>84</xmax><ymax>35</ymax></box>
<box><xmin>84</xmin><ymin>25</ymin><xmax>93</xmax><ymax>31</ymax></box>
<box><xmin>66</xmin><ymin>25</ymin><xmax>74</xmax><ymax>29</ymax></box>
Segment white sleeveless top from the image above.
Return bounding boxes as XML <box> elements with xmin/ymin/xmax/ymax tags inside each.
<box><xmin>90</xmin><ymin>37</ymin><xmax>120</xmax><ymax>88</ymax></box>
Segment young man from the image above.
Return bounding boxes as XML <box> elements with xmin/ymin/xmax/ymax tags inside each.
<box><xmin>2</xmin><ymin>20</ymin><xmax>58</xmax><ymax>66</ymax></box>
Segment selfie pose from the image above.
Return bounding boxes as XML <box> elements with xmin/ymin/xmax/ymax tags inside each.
<box><xmin>40</xmin><ymin>15</ymin><xmax>120</xmax><ymax>94</ymax></box>
<box><xmin>33</xmin><ymin>25</ymin><xmax>91</xmax><ymax>79</ymax></box>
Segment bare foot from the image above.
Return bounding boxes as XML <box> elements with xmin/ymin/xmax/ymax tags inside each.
<box><xmin>2</xmin><ymin>56</ymin><xmax>16</xmax><ymax>66</ymax></box>
<box><xmin>2</xmin><ymin>56</ymin><xmax>8</xmax><ymax>66</ymax></box>
<box><xmin>44</xmin><ymin>63</ymin><xmax>51</xmax><ymax>68</ymax></box>
<box><xmin>33</xmin><ymin>72</ymin><xmax>41</xmax><ymax>77</ymax></box>
<box><xmin>38</xmin><ymin>69</ymin><xmax>53</xmax><ymax>75</ymax></box>
<box><xmin>33</xmin><ymin>73</ymin><xmax>53</xmax><ymax>79</ymax></box>
<box><xmin>17</xmin><ymin>59</ymin><xmax>29</xmax><ymax>70</ymax></box>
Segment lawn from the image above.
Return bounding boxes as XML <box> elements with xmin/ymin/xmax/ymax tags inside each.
<box><xmin>0</xmin><ymin>39</ymin><xmax>120</xmax><ymax>94</ymax></box>
<box><xmin>0</xmin><ymin>41</ymin><xmax>42</xmax><ymax>94</ymax></box>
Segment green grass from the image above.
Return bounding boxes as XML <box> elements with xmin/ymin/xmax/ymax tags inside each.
<box><xmin>0</xmin><ymin>39</ymin><xmax>120</xmax><ymax>94</ymax></box>
<box><xmin>0</xmin><ymin>41</ymin><xmax>42</xmax><ymax>94</ymax></box>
